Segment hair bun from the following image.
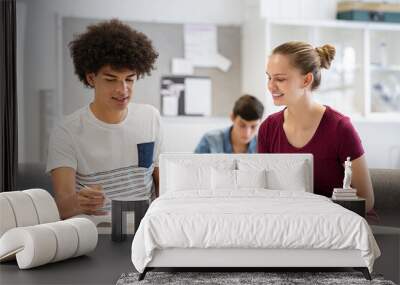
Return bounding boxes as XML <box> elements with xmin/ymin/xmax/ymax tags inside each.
<box><xmin>315</xmin><ymin>44</ymin><xmax>336</xmax><ymax>69</ymax></box>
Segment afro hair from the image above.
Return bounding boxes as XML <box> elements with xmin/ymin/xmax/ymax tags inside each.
<box><xmin>69</xmin><ymin>19</ymin><xmax>158</xmax><ymax>87</ymax></box>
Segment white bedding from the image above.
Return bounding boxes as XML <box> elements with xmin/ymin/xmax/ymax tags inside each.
<box><xmin>131</xmin><ymin>190</ymin><xmax>380</xmax><ymax>273</ymax></box>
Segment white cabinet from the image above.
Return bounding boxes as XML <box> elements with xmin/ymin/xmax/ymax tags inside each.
<box><xmin>242</xmin><ymin>18</ymin><xmax>400</xmax><ymax>119</ymax></box>
<box><xmin>369</xmin><ymin>27</ymin><xmax>400</xmax><ymax>116</ymax></box>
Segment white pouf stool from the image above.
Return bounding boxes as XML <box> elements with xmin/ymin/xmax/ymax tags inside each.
<box><xmin>0</xmin><ymin>189</ymin><xmax>98</xmax><ymax>269</ymax></box>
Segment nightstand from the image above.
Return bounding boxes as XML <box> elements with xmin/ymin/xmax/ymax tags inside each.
<box><xmin>331</xmin><ymin>197</ymin><xmax>366</xmax><ymax>218</ymax></box>
<box><xmin>111</xmin><ymin>199</ymin><xmax>149</xmax><ymax>242</ymax></box>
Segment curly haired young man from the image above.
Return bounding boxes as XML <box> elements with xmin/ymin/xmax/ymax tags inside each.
<box><xmin>46</xmin><ymin>19</ymin><xmax>161</xmax><ymax>219</ymax></box>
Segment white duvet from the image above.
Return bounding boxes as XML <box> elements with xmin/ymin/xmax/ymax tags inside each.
<box><xmin>131</xmin><ymin>190</ymin><xmax>380</xmax><ymax>273</ymax></box>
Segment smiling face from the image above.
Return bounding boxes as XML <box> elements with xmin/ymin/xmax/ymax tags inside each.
<box><xmin>86</xmin><ymin>65</ymin><xmax>136</xmax><ymax>112</ymax></box>
<box><xmin>266</xmin><ymin>54</ymin><xmax>310</xmax><ymax>107</ymax></box>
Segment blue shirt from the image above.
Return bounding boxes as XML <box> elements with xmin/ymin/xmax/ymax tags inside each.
<box><xmin>194</xmin><ymin>126</ymin><xmax>257</xmax><ymax>153</ymax></box>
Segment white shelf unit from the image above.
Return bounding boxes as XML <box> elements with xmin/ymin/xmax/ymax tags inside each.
<box><xmin>242</xmin><ymin>19</ymin><xmax>400</xmax><ymax>119</ymax></box>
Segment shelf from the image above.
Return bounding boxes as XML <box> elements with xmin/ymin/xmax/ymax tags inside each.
<box><xmin>331</xmin><ymin>63</ymin><xmax>362</xmax><ymax>72</ymax></box>
<box><xmin>370</xmin><ymin>65</ymin><xmax>400</xmax><ymax>72</ymax></box>
<box><xmin>362</xmin><ymin>113</ymin><xmax>400</xmax><ymax>122</ymax></box>
<box><xmin>161</xmin><ymin>116</ymin><xmax>230</xmax><ymax>123</ymax></box>
<box><xmin>267</xmin><ymin>19</ymin><xmax>400</xmax><ymax>31</ymax></box>
<box><xmin>318</xmin><ymin>85</ymin><xmax>354</xmax><ymax>93</ymax></box>
<box><xmin>348</xmin><ymin>113</ymin><xmax>400</xmax><ymax>122</ymax></box>
<box><xmin>267</xmin><ymin>19</ymin><xmax>366</xmax><ymax>29</ymax></box>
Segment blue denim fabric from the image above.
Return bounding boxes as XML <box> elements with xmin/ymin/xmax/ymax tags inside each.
<box><xmin>194</xmin><ymin>126</ymin><xmax>257</xmax><ymax>153</ymax></box>
<box><xmin>137</xmin><ymin>142</ymin><xmax>155</xmax><ymax>168</ymax></box>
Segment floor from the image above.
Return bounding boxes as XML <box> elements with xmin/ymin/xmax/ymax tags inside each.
<box><xmin>372</xmin><ymin>227</ymin><xmax>400</xmax><ymax>284</ymax></box>
<box><xmin>0</xmin><ymin>235</ymin><xmax>134</xmax><ymax>285</ymax></box>
<box><xmin>1</xmin><ymin>232</ymin><xmax>399</xmax><ymax>285</ymax></box>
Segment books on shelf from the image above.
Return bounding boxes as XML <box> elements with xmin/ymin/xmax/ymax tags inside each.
<box><xmin>332</xmin><ymin>194</ymin><xmax>358</xmax><ymax>200</ymax></box>
<box><xmin>332</xmin><ymin>188</ymin><xmax>357</xmax><ymax>193</ymax></box>
<box><xmin>332</xmin><ymin>188</ymin><xmax>358</xmax><ymax>200</ymax></box>
<box><xmin>333</xmin><ymin>192</ymin><xmax>357</xmax><ymax>197</ymax></box>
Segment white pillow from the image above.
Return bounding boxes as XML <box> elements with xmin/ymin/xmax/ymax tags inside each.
<box><xmin>238</xmin><ymin>158</ymin><xmax>309</xmax><ymax>191</ymax></box>
<box><xmin>211</xmin><ymin>168</ymin><xmax>236</xmax><ymax>190</ymax></box>
<box><xmin>167</xmin><ymin>162</ymin><xmax>211</xmax><ymax>191</ymax></box>
<box><xmin>236</xmin><ymin>169</ymin><xmax>267</xmax><ymax>189</ymax></box>
<box><xmin>266</xmin><ymin>162</ymin><xmax>307</xmax><ymax>191</ymax></box>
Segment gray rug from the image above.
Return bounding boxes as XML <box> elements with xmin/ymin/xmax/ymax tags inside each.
<box><xmin>116</xmin><ymin>271</ymin><xmax>396</xmax><ymax>285</ymax></box>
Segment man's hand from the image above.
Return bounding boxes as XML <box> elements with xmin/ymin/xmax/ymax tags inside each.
<box><xmin>77</xmin><ymin>185</ymin><xmax>107</xmax><ymax>215</ymax></box>
<box><xmin>51</xmin><ymin>167</ymin><xmax>109</xmax><ymax>219</ymax></box>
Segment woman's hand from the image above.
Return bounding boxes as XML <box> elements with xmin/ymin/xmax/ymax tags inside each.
<box><xmin>351</xmin><ymin>155</ymin><xmax>375</xmax><ymax>212</ymax></box>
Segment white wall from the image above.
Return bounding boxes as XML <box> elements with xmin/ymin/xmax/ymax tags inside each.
<box><xmin>241</xmin><ymin>0</ymin><xmax>339</xmax><ymax>113</ymax></box>
<box><xmin>259</xmin><ymin>0</ymin><xmax>338</xmax><ymax>20</ymax></box>
<box><xmin>240</xmin><ymin>0</ymin><xmax>400</xmax><ymax>169</ymax></box>
<box><xmin>17</xmin><ymin>0</ymin><xmax>245</xmax><ymax>163</ymax></box>
<box><xmin>354</xmin><ymin>121</ymin><xmax>400</xmax><ymax>169</ymax></box>
<box><xmin>162</xmin><ymin>117</ymin><xmax>231</xmax><ymax>153</ymax></box>
<box><xmin>162</xmin><ymin>115</ymin><xmax>400</xmax><ymax>168</ymax></box>
<box><xmin>17</xmin><ymin>0</ymin><xmax>400</xmax><ymax>169</ymax></box>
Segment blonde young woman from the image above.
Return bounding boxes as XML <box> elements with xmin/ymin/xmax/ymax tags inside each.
<box><xmin>258</xmin><ymin>41</ymin><xmax>376</xmax><ymax>217</ymax></box>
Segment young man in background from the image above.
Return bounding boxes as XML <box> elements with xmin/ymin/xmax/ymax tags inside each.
<box><xmin>195</xmin><ymin>95</ymin><xmax>264</xmax><ymax>154</ymax></box>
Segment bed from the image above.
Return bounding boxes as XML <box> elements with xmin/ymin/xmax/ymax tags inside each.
<box><xmin>131</xmin><ymin>153</ymin><xmax>380</xmax><ymax>280</ymax></box>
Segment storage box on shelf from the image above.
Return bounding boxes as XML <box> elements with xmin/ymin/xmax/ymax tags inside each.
<box><xmin>337</xmin><ymin>1</ymin><xmax>400</xmax><ymax>24</ymax></box>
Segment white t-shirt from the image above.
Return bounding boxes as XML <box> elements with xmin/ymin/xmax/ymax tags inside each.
<box><xmin>46</xmin><ymin>103</ymin><xmax>163</xmax><ymax>210</ymax></box>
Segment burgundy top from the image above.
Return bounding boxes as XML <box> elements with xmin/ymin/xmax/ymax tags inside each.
<box><xmin>257</xmin><ymin>106</ymin><xmax>364</xmax><ymax>197</ymax></box>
